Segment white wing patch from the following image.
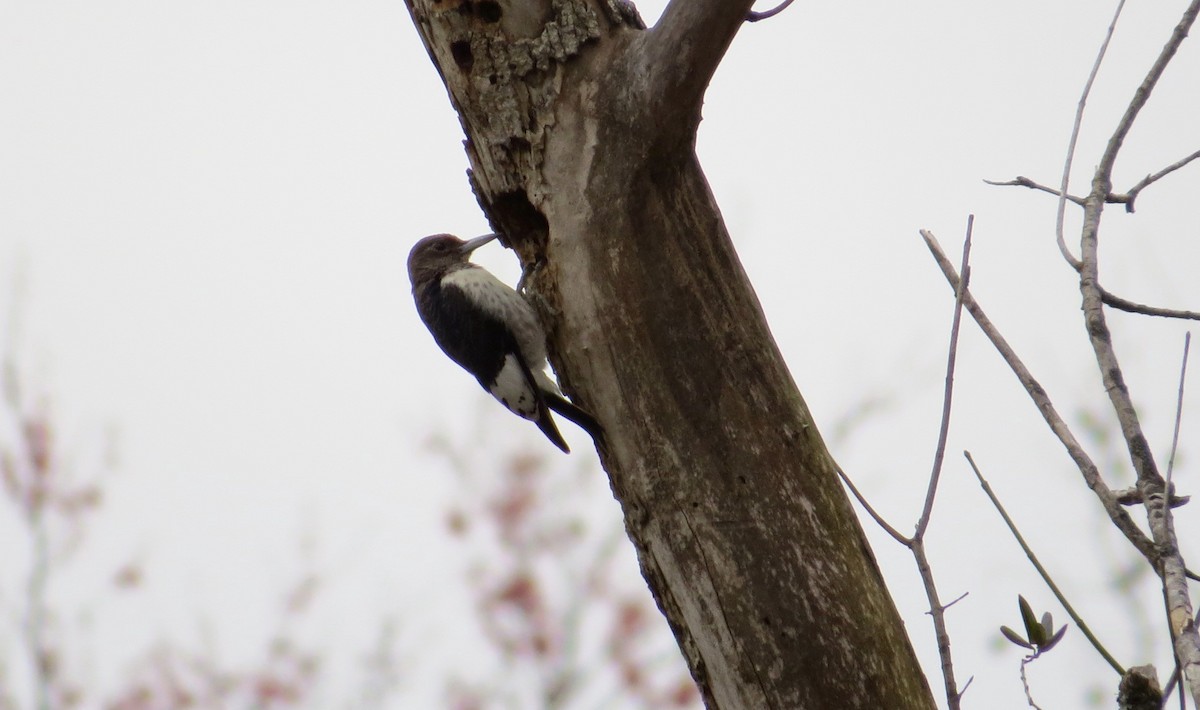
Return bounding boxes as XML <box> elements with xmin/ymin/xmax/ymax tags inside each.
<box><xmin>488</xmin><ymin>354</ymin><xmax>538</xmax><ymax>419</ymax></box>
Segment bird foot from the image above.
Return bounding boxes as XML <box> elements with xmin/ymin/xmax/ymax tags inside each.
<box><xmin>517</xmin><ymin>258</ymin><xmax>562</xmax><ymax>318</ymax></box>
<box><xmin>517</xmin><ymin>257</ymin><xmax>546</xmax><ymax>296</ymax></box>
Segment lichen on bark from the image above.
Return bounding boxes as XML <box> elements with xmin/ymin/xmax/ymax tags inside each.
<box><xmin>432</xmin><ymin>0</ymin><xmax>603</xmax><ymax>204</ymax></box>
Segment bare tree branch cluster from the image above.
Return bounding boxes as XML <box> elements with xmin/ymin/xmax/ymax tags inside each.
<box><xmin>911</xmin><ymin>1</ymin><xmax>1200</xmax><ymax>703</ymax></box>
<box><xmin>985</xmin><ymin>147</ymin><xmax>1200</xmax><ymax>215</ymax></box>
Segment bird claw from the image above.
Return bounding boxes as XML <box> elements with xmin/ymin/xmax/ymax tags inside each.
<box><xmin>517</xmin><ymin>257</ymin><xmax>546</xmax><ymax>296</ymax></box>
<box><xmin>517</xmin><ymin>258</ymin><xmax>562</xmax><ymax>318</ymax></box>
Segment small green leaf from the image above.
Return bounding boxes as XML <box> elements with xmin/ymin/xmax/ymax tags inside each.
<box><xmin>1018</xmin><ymin>596</ymin><xmax>1046</xmax><ymax>645</ymax></box>
<box><xmin>1001</xmin><ymin>625</ymin><xmax>1034</xmax><ymax>649</ymax></box>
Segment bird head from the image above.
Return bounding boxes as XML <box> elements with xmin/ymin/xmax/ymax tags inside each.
<box><xmin>407</xmin><ymin>233</ymin><xmax>498</xmax><ymax>286</ymax></box>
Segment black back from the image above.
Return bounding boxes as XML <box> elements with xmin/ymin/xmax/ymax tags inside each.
<box><xmin>414</xmin><ymin>272</ymin><xmax>517</xmax><ymax>390</ymax></box>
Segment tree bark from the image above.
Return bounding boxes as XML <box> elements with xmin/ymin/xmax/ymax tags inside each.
<box><xmin>405</xmin><ymin>0</ymin><xmax>935</xmax><ymax>707</ymax></box>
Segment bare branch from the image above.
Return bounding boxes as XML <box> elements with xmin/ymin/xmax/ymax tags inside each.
<box><xmin>841</xmin><ymin>223</ymin><xmax>975</xmax><ymax>702</ymax></box>
<box><xmin>1161</xmin><ymin>665</ymin><xmax>1180</xmax><ymax>707</ymax></box>
<box><xmin>1020</xmin><ymin>654</ymin><xmax>1044</xmax><ymax>710</ymax></box>
<box><xmin>1166</xmin><ymin>332</ymin><xmax>1191</xmax><ymax>489</ymax></box>
<box><xmin>1077</xmin><ymin>1</ymin><xmax>1200</xmax><ymax>701</ymax></box>
<box><xmin>848</xmin><ymin>217</ymin><xmax>975</xmax><ymax>710</ymax></box>
<box><xmin>839</xmin><ymin>455</ymin><xmax>970</xmax><ymax>710</ymax></box>
<box><xmin>940</xmin><ymin>592</ymin><xmax>969</xmax><ymax>611</ymax></box>
<box><xmin>983</xmin><ymin>176</ymin><xmax>1086</xmax><ymax>206</ymax></box>
<box><xmin>1092</xmin><ymin>3</ymin><xmax>1200</xmax><ymax>183</ymax></box>
<box><xmin>836</xmin><ymin>466</ymin><xmax>909</xmax><ymax>545</ymax></box>
<box><xmin>1113</xmin><ymin>486</ymin><xmax>1189</xmax><ymax>508</ymax></box>
<box><xmin>911</xmin><ymin>538</ymin><xmax>965</xmax><ymax>710</ymax></box>
<box><xmin>986</xmin><ymin>148</ymin><xmax>1200</xmax><ymax>215</ymax></box>
<box><xmin>915</xmin><ymin>215</ymin><xmax>973</xmax><ymax>540</ymax></box>
<box><xmin>965</xmin><ymin>451</ymin><xmax>1125</xmax><ymax>675</ymax></box>
<box><xmin>745</xmin><ymin>0</ymin><xmax>795</xmax><ymax>23</ymax></box>
<box><xmin>1101</xmin><ymin>290</ymin><xmax>1200</xmax><ymax>322</ymax></box>
<box><xmin>1113</xmin><ymin>148</ymin><xmax>1200</xmax><ymax>212</ymax></box>
<box><xmin>1055</xmin><ymin>0</ymin><xmax>1128</xmax><ymax>271</ymax></box>
<box><xmin>920</xmin><ymin>229</ymin><xmax>1156</xmax><ymax>560</ymax></box>
<box><xmin>959</xmin><ymin>676</ymin><xmax>974</xmax><ymax>700</ymax></box>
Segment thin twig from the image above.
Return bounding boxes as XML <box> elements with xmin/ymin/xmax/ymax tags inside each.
<box><xmin>983</xmin><ymin>176</ymin><xmax>1086</xmax><ymax>206</ymax></box>
<box><xmin>986</xmin><ymin>146</ymin><xmax>1200</xmax><ymax>214</ymax></box>
<box><xmin>915</xmin><ymin>215</ymin><xmax>972</xmax><ymax>539</ymax></box>
<box><xmin>836</xmin><ymin>466</ymin><xmax>908</xmax><ymax>544</ymax></box>
<box><xmin>1020</xmin><ymin>654</ymin><xmax>1044</xmax><ymax>710</ymax></box>
<box><xmin>941</xmin><ymin>591</ymin><xmax>969</xmax><ymax>611</ymax></box>
<box><xmin>959</xmin><ymin>676</ymin><xmax>974</xmax><ymax>699</ymax></box>
<box><xmin>1102</xmin><ymin>290</ymin><xmax>1200</xmax><ymax>322</ymax></box>
<box><xmin>1166</xmin><ymin>332</ymin><xmax>1191</xmax><ymax>490</ymax></box>
<box><xmin>920</xmin><ymin>229</ymin><xmax>1157</xmax><ymax>560</ymax></box>
<box><xmin>965</xmin><ymin>451</ymin><xmax>1125</xmax><ymax>675</ymax></box>
<box><xmin>837</xmin><ymin>220</ymin><xmax>976</xmax><ymax>709</ymax></box>
<box><xmin>911</xmin><ymin>537</ymin><xmax>963</xmax><ymax>710</ymax></box>
<box><xmin>842</xmin><ymin>219</ymin><xmax>976</xmax><ymax>710</ymax></box>
<box><xmin>1113</xmin><ymin>148</ymin><xmax>1200</xmax><ymax>213</ymax></box>
<box><xmin>1055</xmin><ymin>0</ymin><xmax>1127</xmax><ymax>271</ymax></box>
<box><xmin>1077</xmin><ymin>2</ymin><xmax>1200</xmax><ymax>702</ymax></box>
<box><xmin>745</xmin><ymin>0</ymin><xmax>794</xmax><ymax>22</ymax></box>
<box><xmin>1166</xmin><ymin>666</ymin><xmax>1185</xmax><ymax>710</ymax></box>
<box><xmin>1156</xmin><ymin>325</ymin><xmax>1189</xmax><ymax>707</ymax></box>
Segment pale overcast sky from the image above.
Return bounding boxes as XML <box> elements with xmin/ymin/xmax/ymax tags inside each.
<box><xmin>2</xmin><ymin>1</ymin><xmax>1199</xmax><ymax>707</ymax></box>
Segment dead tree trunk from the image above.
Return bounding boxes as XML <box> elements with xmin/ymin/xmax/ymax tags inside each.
<box><xmin>405</xmin><ymin>0</ymin><xmax>934</xmax><ymax>707</ymax></box>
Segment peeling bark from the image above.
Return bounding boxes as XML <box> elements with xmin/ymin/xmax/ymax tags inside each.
<box><xmin>406</xmin><ymin>0</ymin><xmax>934</xmax><ymax>707</ymax></box>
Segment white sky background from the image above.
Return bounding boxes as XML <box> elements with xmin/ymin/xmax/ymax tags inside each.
<box><xmin>1</xmin><ymin>0</ymin><xmax>1199</xmax><ymax>707</ymax></box>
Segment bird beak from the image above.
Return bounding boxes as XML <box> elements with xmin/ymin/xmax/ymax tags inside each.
<box><xmin>459</xmin><ymin>233</ymin><xmax>499</xmax><ymax>254</ymax></box>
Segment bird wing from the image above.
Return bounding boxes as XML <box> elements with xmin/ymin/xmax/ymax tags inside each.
<box><xmin>439</xmin><ymin>265</ymin><xmax>549</xmax><ymax>366</ymax></box>
<box><xmin>419</xmin><ymin>278</ymin><xmax>545</xmax><ymax>418</ymax></box>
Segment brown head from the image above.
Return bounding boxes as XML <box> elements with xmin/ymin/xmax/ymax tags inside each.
<box><xmin>407</xmin><ymin>233</ymin><xmax>498</xmax><ymax>289</ymax></box>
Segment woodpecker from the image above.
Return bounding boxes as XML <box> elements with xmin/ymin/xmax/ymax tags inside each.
<box><xmin>408</xmin><ymin>233</ymin><xmax>602</xmax><ymax>452</ymax></box>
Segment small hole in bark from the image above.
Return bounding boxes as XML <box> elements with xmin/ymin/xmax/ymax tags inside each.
<box><xmin>457</xmin><ymin>0</ymin><xmax>472</xmax><ymax>14</ymax></box>
<box><xmin>691</xmin><ymin>501</ymin><xmax>699</xmax><ymax>509</ymax></box>
<box><xmin>488</xmin><ymin>73</ymin><xmax>498</xmax><ymax>84</ymax></box>
<box><xmin>450</xmin><ymin>40</ymin><xmax>474</xmax><ymax>71</ymax></box>
<box><xmin>762</xmin><ymin>616</ymin><xmax>772</xmax><ymax>627</ymax></box>
<box><xmin>476</xmin><ymin>0</ymin><xmax>502</xmax><ymax>21</ymax></box>
<box><xmin>738</xmin><ymin>474</ymin><xmax>747</xmax><ymax>484</ymax></box>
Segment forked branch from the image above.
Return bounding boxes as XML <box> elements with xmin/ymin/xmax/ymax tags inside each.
<box><xmin>1075</xmin><ymin>0</ymin><xmax>1200</xmax><ymax>700</ymax></box>
<box><xmin>920</xmin><ymin>229</ymin><xmax>1156</xmax><ymax>561</ymax></box>
<box><xmin>985</xmin><ymin>147</ymin><xmax>1200</xmax><ymax>215</ymax></box>
<box><xmin>841</xmin><ymin>217</ymin><xmax>977</xmax><ymax>710</ymax></box>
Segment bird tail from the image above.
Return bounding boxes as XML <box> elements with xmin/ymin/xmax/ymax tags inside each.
<box><xmin>542</xmin><ymin>390</ymin><xmax>604</xmax><ymax>444</ymax></box>
<box><xmin>534</xmin><ymin>399</ymin><xmax>571</xmax><ymax>454</ymax></box>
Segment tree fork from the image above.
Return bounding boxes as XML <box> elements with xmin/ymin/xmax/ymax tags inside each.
<box><xmin>405</xmin><ymin>0</ymin><xmax>934</xmax><ymax>706</ymax></box>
